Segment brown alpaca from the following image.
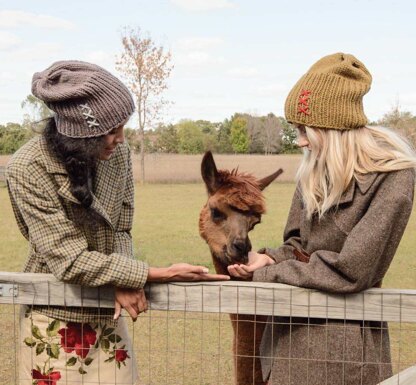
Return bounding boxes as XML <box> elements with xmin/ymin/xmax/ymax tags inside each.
<box><xmin>199</xmin><ymin>151</ymin><xmax>283</xmax><ymax>385</ymax></box>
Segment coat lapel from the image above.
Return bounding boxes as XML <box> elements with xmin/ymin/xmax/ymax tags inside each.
<box><xmin>93</xmin><ymin>155</ymin><xmax>121</xmax><ymax>228</ymax></box>
<box><xmin>57</xmin><ymin>178</ymin><xmax>80</xmax><ymax>204</ymax></box>
<box><xmin>40</xmin><ymin>136</ymin><xmax>117</xmax><ymax>229</ymax></box>
<box><xmin>356</xmin><ymin>172</ymin><xmax>378</xmax><ymax>194</ymax></box>
<box><xmin>337</xmin><ymin>173</ymin><xmax>378</xmax><ymax>206</ymax></box>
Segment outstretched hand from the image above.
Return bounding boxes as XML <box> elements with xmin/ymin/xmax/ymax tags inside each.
<box><xmin>147</xmin><ymin>263</ymin><xmax>230</xmax><ymax>282</ymax></box>
<box><xmin>227</xmin><ymin>251</ymin><xmax>274</xmax><ymax>280</ymax></box>
<box><xmin>167</xmin><ymin>263</ymin><xmax>230</xmax><ymax>281</ymax></box>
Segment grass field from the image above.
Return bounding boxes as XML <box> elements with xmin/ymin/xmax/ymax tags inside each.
<box><xmin>0</xmin><ymin>182</ymin><xmax>415</xmax><ymax>384</ymax></box>
<box><xmin>0</xmin><ymin>152</ymin><xmax>302</xmax><ymax>183</ymax></box>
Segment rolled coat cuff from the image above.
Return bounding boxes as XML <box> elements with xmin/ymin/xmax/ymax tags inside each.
<box><xmin>110</xmin><ymin>254</ymin><xmax>149</xmax><ymax>289</ymax></box>
<box><xmin>257</xmin><ymin>245</ymin><xmax>297</xmax><ymax>264</ymax></box>
<box><xmin>254</xmin><ymin>245</ymin><xmax>296</xmax><ymax>282</ymax></box>
<box><xmin>253</xmin><ymin>265</ymin><xmax>274</xmax><ymax>282</ymax></box>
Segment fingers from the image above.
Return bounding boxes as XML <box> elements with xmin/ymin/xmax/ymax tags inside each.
<box><xmin>182</xmin><ymin>264</ymin><xmax>209</xmax><ymax>275</ymax></box>
<box><xmin>137</xmin><ymin>289</ymin><xmax>148</xmax><ymax>313</ymax></box>
<box><xmin>227</xmin><ymin>264</ymin><xmax>253</xmax><ymax>280</ymax></box>
<box><xmin>199</xmin><ymin>273</ymin><xmax>230</xmax><ymax>281</ymax></box>
<box><xmin>125</xmin><ymin>305</ymin><xmax>139</xmax><ymax>322</ymax></box>
<box><xmin>113</xmin><ymin>300</ymin><xmax>122</xmax><ymax>320</ymax></box>
<box><xmin>114</xmin><ymin>288</ymin><xmax>148</xmax><ymax>322</ymax></box>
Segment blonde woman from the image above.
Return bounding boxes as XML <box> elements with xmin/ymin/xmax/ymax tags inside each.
<box><xmin>228</xmin><ymin>53</ymin><xmax>416</xmax><ymax>385</ymax></box>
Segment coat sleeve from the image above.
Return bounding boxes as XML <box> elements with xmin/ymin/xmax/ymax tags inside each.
<box><xmin>258</xmin><ymin>186</ymin><xmax>303</xmax><ymax>263</ymax></box>
<box><xmin>253</xmin><ymin>169</ymin><xmax>415</xmax><ymax>293</ymax></box>
<box><xmin>113</xmin><ymin>144</ymin><xmax>134</xmax><ymax>258</ymax></box>
<box><xmin>6</xmin><ymin>162</ymin><xmax>148</xmax><ymax>289</ymax></box>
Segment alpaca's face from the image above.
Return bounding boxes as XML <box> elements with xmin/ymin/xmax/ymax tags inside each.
<box><xmin>199</xmin><ymin>194</ymin><xmax>261</xmax><ymax>265</ymax></box>
<box><xmin>199</xmin><ymin>151</ymin><xmax>282</xmax><ymax>271</ymax></box>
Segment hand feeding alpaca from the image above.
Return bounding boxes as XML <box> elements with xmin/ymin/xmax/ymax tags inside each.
<box><xmin>199</xmin><ymin>151</ymin><xmax>282</xmax><ymax>385</ymax></box>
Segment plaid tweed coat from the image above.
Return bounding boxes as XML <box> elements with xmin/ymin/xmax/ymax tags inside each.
<box><xmin>253</xmin><ymin>168</ymin><xmax>415</xmax><ymax>385</ymax></box>
<box><xmin>6</xmin><ymin>135</ymin><xmax>148</xmax><ymax>323</ymax></box>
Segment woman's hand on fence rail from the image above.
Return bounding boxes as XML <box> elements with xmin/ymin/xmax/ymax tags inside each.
<box><xmin>228</xmin><ymin>251</ymin><xmax>275</xmax><ymax>280</ymax></box>
<box><xmin>147</xmin><ymin>263</ymin><xmax>230</xmax><ymax>282</ymax></box>
<box><xmin>114</xmin><ymin>287</ymin><xmax>148</xmax><ymax>321</ymax></box>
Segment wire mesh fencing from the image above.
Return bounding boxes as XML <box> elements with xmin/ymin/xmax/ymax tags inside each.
<box><xmin>0</xmin><ymin>272</ymin><xmax>416</xmax><ymax>385</ymax></box>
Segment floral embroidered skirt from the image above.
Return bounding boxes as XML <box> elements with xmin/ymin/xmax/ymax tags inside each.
<box><xmin>19</xmin><ymin>307</ymin><xmax>140</xmax><ymax>385</ymax></box>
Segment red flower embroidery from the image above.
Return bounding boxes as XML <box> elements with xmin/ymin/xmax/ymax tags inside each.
<box><xmin>58</xmin><ymin>322</ymin><xmax>97</xmax><ymax>359</ymax></box>
<box><xmin>115</xmin><ymin>348</ymin><xmax>130</xmax><ymax>362</ymax></box>
<box><xmin>32</xmin><ymin>369</ymin><xmax>61</xmax><ymax>385</ymax></box>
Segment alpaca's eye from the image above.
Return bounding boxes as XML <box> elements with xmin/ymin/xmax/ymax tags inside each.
<box><xmin>211</xmin><ymin>208</ymin><xmax>226</xmax><ymax>222</ymax></box>
<box><xmin>249</xmin><ymin>220</ymin><xmax>261</xmax><ymax>231</ymax></box>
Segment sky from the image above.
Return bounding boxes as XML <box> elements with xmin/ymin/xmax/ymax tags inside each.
<box><xmin>0</xmin><ymin>0</ymin><xmax>415</xmax><ymax>127</ymax></box>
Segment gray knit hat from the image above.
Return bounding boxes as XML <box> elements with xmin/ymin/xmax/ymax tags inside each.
<box><xmin>32</xmin><ymin>60</ymin><xmax>135</xmax><ymax>138</ymax></box>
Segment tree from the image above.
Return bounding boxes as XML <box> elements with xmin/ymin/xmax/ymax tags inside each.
<box><xmin>245</xmin><ymin>114</ymin><xmax>264</xmax><ymax>153</ymax></box>
<box><xmin>0</xmin><ymin>123</ymin><xmax>31</xmax><ymax>154</ymax></box>
<box><xmin>176</xmin><ymin>120</ymin><xmax>204</xmax><ymax>154</ymax></box>
<box><xmin>123</xmin><ymin>127</ymin><xmax>140</xmax><ymax>153</ymax></box>
<box><xmin>376</xmin><ymin>105</ymin><xmax>416</xmax><ymax>147</ymax></box>
<box><xmin>230</xmin><ymin>117</ymin><xmax>249</xmax><ymax>153</ymax></box>
<box><xmin>20</xmin><ymin>94</ymin><xmax>51</xmax><ymax>145</ymax></box>
<box><xmin>116</xmin><ymin>26</ymin><xmax>173</xmax><ymax>183</ymax></box>
<box><xmin>217</xmin><ymin>119</ymin><xmax>233</xmax><ymax>153</ymax></box>
<box><xmin>260</xmin><ymin>113</ymin><xmax>283</xmax><ymax>154</ymax></box>
<box><xmin>21</xmin><ymin>95</ymin><xmax>51</xmax><ymax>130</ymax></box>
<box><xmin>280</xmin><ymin>119</ymin><xmax>300</xmax><ymax>154</ymax></box>
<box><xmin>195</xmin><ymin>120</ymin><xmax>220</xmax><ymax>152</ymax></box>
<box><xmin>154</xmin><ymin>124</ymin><xmax>179</xmax><ymax>153</ymax></box>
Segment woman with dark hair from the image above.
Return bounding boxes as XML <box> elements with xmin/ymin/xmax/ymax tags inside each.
<box><xmin>6</xmin><ymin>61</ymin><xmax>228</xmax><ymax>385</ymax></box>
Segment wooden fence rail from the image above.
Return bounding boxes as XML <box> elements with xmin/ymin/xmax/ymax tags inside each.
<box><xmin>1</xmin><ymin>272</ymin><xmax>416</xmax><ymax>323</ymax></box>
<box><xmin>1</xmin><ymin>271</ymin><xmax>416</xmax><ymax>385</ymax></box>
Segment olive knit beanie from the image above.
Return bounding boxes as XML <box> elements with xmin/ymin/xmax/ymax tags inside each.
<box><xmin>284</xmin><ymin>53</ymin><xmax>372</xmax><ymax>130</ymax></box>
<box><xmin>32</xmin><ymin>60</ymin><xmax>135</xmax><ymax>138</ymax></box>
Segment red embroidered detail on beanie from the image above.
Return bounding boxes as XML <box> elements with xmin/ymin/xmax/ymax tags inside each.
<box><xmin>298</xmin><ymin>90</ymin><xmax>311</xmax><ymax>115</ymax></box>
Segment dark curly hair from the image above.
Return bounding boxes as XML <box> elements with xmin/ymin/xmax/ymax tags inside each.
<box><xmin>43</xmin><ymin>117</ymin><xmax>105</xmax><ymax>225</ymax></box>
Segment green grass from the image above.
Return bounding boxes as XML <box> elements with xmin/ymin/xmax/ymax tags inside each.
<box><xmin>0</xmin><ymin>183</ymin><xmax>415</xmax><ymax>384</ymax></box>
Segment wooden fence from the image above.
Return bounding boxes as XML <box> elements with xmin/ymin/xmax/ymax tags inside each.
<box><xmin>0</xmin><ymin>272</ymin><xmax>415</xmax><ymax>385</ymax></box>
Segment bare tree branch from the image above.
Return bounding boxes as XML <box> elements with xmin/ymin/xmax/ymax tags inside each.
<box><xmin>116</xmin><ymin>26</ymin><xmax>173</xmax><ymax>183</ymax></box>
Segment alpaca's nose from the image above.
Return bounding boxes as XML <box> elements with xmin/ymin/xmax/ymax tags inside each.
<box><xmin>232</xmin><ymin>239</ymin><xmax>247</xmax><ymax>254</ymax></box>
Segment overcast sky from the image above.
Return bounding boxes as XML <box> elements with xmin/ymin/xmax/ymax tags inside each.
<box><xmin>1</xmin><ymin>0</ymin><xmax>415</xmax><ymax>127</ymax></box>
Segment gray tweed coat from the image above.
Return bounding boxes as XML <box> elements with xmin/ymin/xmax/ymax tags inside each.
<box><xmin>253</xmin><ymin>168</ymin><xmax>415</xmax><ymax>385</ymax></box>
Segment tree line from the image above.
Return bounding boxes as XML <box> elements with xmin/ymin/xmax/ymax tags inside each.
<box><xmin>0</xmin><ymin>110</ymin><xmax>297</xmax><ymax>155</ymax></box>
<box><xmin>1</xmin><ymin>97</ymin><xmax>415</xmax><ymax>156</ymax></box>
<box><xmin>126</xmin><ymin>113</ymin><xmax>299</xmax><ymax>155</ymax></box>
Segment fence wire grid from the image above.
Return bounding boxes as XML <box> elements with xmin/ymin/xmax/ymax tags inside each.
<box><xmin>0</xmin><ymin>276</ymin><xmax>415</xmax><ymax>385</ymax></box>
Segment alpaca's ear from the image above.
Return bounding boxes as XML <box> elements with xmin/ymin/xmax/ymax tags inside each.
<box><xmin>201</xmin><ymin>151</ymin><xmax>220</xmax><ymax>195</ymax></box>
<box><xmin>258</xmin><ymin>168</ymin><xmax>283</xmax><ymax>191</ymax></box>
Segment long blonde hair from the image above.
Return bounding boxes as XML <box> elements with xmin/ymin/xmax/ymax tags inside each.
<box><xmin>297</xmin><ymin>125</ymin><xmax>416</xmax><ymax>219</ymax></box>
